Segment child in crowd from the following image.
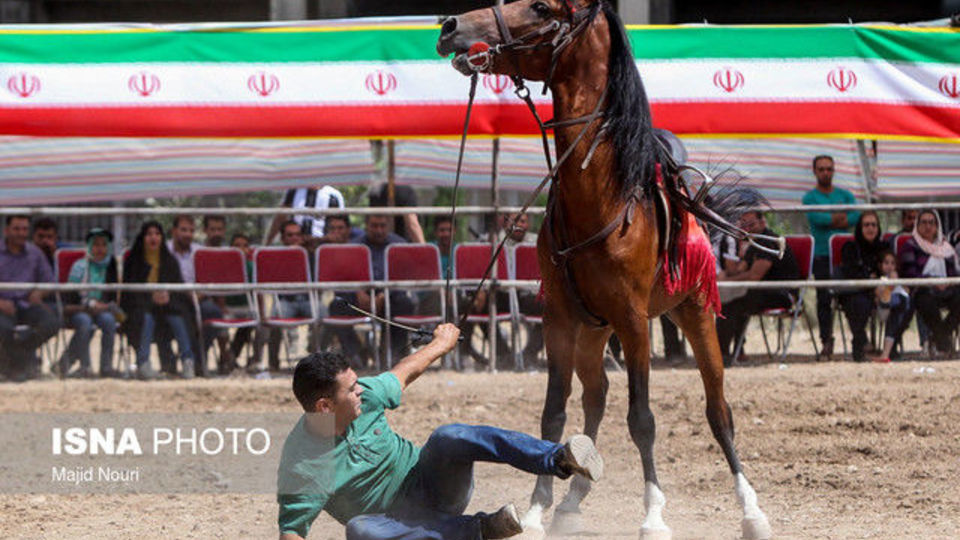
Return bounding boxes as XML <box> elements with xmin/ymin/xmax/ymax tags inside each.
<box><xmin>870</xmin><ymin>250</ymin><xmax>910</xmax><ymax>363</ymax></box>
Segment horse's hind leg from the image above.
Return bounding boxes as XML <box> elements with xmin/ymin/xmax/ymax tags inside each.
<box><xmin>616</xmin><ymin>310</ymin><xmax>672</xmax><ymax>540</ymax></box>
<box><xmin>670</xmin><ymin>300</ymin><xmax>772</xmax><ymax>540</ymax></box>
<box><xmin>522</xmin><ymin>311</ymin><xmax>578</xmax><ymax>533</ymax></box>
<box><xmin>550</xmin><ymin>325</ymin><xmax>612</xmax><ymax>535</ymax></box>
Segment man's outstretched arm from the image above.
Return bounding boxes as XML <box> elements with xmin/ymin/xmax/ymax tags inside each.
<box><xmin>390</xmin><ymin>323</ymin><xmax>460</xmax><ymax>390</ymax></box>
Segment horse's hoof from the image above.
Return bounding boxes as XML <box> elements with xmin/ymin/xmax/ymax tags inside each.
<box><xmin>547</xmin><ymin>510</ymin><xmax>584</xmax><ymax>536</ymax></box>
<box><xmin>520</xmin><ymin>505</ymin><xmax>545</xmax><ymax>533</ymax></box>
<box><xmin>741</xmin><ymin>516</ymin><xmax>772</xmax><ymax>540</ymax></box>
<box><xmin>639</xmin><ymin>526</ymin><xmax>672</xmax><ymax>540</ymax></box>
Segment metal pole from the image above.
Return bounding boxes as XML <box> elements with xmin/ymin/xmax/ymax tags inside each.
<box><xmin>488</xmin><ymin>137</ymin><xmax>501</xmax><ymax>373</ymax></box>
<box><xmin>855</xmin><ymin>139</ymin><xmax>877</xmax><ymax>203</ymax></box>
<box><xmin>387</xmin><ymin>139</ymin><xmax>396</xmax><ymax>207</ymax></box>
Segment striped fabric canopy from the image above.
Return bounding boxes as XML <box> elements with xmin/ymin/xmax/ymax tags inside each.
<box><xmin>876</xmin><ymin>141</ymin><xmax>960</xmax><ymax>200</ymax></box>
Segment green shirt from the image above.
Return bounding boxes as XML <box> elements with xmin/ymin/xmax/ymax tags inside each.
<box><xmin>276</xmin><ymin>372</ymin><xmax>420</xmax><ymax>537</ymax></box>
<box><xmin>802</xmin><ymin>187</ymin><xmax>860</xmax><ymax>257</ymax></box>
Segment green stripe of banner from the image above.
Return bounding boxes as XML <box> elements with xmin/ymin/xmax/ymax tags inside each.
<box><xmin>0</xmin><ymin>25</ymin><xmax>956</xmax><ymax>64</ymax></box>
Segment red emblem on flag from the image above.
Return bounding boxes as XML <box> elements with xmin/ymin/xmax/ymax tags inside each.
<box><xmin>712</xmin><ymin>68</ymin><xmax>744</xmax><ymax>93</ymax></box>
<box><xmin>7</xmin><ymin>73</ymin><xmax>40</xmax><ymax>98</ymax></box>
<box><xmin>482</xmin><ymin>74</ymin><xmax>512</xmax><ymax>94</ymax></box>
<box><xmin>938</xmin><ymin>74</ymin><xmax>959</xmax><ymax>99</ymax></box>
<box><xmin>247</xmin><ymin>72</ymin><xmax>280</xmax><ymax>97</ymax></box>
<box><xmin>827</xmin><ymin>67</ymin><xmax>857</xmax><ymax>93</ymax></box>
<box><xmin>365</xmin><ymin>71</ymin><xmax>397</xmax><ymax>96</ymax></box>
<box><xmin>128</xmin><ymin>72</ymin><xmax>161</xmax><ymax>97</ymax></box>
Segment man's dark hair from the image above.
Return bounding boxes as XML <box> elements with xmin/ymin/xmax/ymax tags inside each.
<box><xmin>230</xmin><ymin>232</ymin><xmax>249</xmax><ymax>244</ymax></box>
<box><xmin>293</xmin><ymin>352</ymin><xmax>351</xmax><ymax>411</ymax></box>
<box><xmin>325</xmin><ymin>214</ymin><xmax>349</xmax><ymax>230</ymax></box>
<box><xmin>280</xmin><ymin>219</ymin><xmax>300</xmax><ymax>235</ymax></box>
<box><xmin>433</xmin><ymin>215</ymin><xmax>453</xmax><ymax>228</ymax></box>
<box><xmin>33</xmin><ymin>217</ymin><xmax>58</xmax><ymax>232</ymax></box>
<box><xmin>172</xmin><ymin>214</ymin><xmax>194</xmax><ymax>229</ymax></box>
<box><xmin>6</xmin><ymin>214</ymin><xmax>30</xmax><ymax>226</ymax></box>
<box><xmin>202</xmin><ymin>215</ymin><xmax>226</xmax><ymax>229</ymax></box>
<box><xmin>812</xmin><ymin>155</ymin><xmax>834</xmax><ymax>169</ymax></box>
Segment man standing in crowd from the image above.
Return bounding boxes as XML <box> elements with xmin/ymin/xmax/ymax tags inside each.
<box><xmin>716</xmin><ymin>211</ymin><xmax>800</xmax><ymax>366</ymax></box>
<box><xmin>32</xmin><ymin>217</ymin><xmax>59</xmax><ymax>272</ymax></box>
<box><xmin>898</xmin><ymin>209</ymin><xmax>918</xmax><ymax>235</ymax></box>
<box><xmin>267</xmin><ymin>185</ymin><xmax>345</xmax><ymax>246</ymax></box>
<box><xmin>802</xmin><ymin>155</ymin><xmax>859</xmax><ymax>360</ymax></box>
<box><xmin>0</xmin><ymin>215</ymin><xmax>60</xmax><ymax>381</ymax></box>
<box><xmin>369</xmin><ymin>183</ymin><xmax>425</xmax><ymax>243</ymax></box>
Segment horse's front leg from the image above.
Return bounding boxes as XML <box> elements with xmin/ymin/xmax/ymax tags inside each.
<box><xmin>522</xmin><ymin>306</ymin><xmax>578</xmax><ymax>533</ymax></box>
<box><xmin>549</xmin><ymin>325</ymin><xmax>612</xmax><ymax>536</ymax></box>
<box><xmin>671</xmin><ymin>301</ymin><xmax>772</xmax><ymax>540</ymax></box>
<box><xmin>617</xmin><ymin>309</ymin><xmax>671</xmax><ymax>540</ymax></box>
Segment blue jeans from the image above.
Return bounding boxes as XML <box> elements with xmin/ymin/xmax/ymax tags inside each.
<box><xmin>138</xmin><ymin>312</ymin><xmax>194</xmax><ymax>369</ymax></box>
<box><xmin>345</xmin><ymin>424</ymin><xmax>563</xmax><ymax>540</ymax></box>
<box><xmin>65</xmin><ymin>310</ymin><xmax>116</xmax><ymax>372</ymax></box>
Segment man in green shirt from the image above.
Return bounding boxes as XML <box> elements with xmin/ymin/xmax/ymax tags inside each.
<box><xmin>277</xmin><ymin>323</ymin><xmax>602</xmax><ymax>540</ymax></box>
<box><xmin>802</xmin><ymin>154</ymin><xmax>860</xmax><ymax>360</ymax></box>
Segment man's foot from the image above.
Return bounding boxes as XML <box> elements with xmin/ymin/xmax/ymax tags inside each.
<box><xmin>181</xmin><ymin>359</ymin><xmax>195</xmax><ymax>379</ymax></box>
<box><xmin>556</xmin><ymin>434</ymin><xmax>604</xmax><ymax>481</ymax></box>
<box><xmin>818</xmin><ymin>339</ymin><xmax>834</xmax><ymax>361</ymax></box>
<box><xmin>480</xmin><ymin>504</ymin><xmax>523</xmax><ymax>539</ymax></box>
<box><xmin>137</xmin><ymin>363</ymin><xmax>158</xmax><ymax>381</ymax></box>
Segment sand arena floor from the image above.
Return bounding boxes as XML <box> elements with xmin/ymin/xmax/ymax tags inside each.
<box><xmin>1</xmin><ymin>355</ymin><xmax>958</xmax><ymax>539</ymax></box>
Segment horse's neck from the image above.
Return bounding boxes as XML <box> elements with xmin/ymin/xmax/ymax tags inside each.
<box><xmin>548</xmin><ymin>55</ymin><xmax>621</xmax><ymax>238</ymax></box>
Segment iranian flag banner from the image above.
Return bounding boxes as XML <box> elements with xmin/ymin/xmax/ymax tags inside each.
<box><xmin>0</xmin><ymin>20</ymin><xmax>958</xmax><ymax>141</ymax></box>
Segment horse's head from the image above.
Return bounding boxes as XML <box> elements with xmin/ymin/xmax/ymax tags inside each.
<box><xmin>436</xmin><ymin>0</ymin><xmax>598</xmax><ymax>81</ymax></box>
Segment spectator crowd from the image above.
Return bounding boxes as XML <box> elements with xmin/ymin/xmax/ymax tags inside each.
<box><xmin>3</xmin><ymin>162</ymin><xmax>960</xmax><ymax>382</ymax></box>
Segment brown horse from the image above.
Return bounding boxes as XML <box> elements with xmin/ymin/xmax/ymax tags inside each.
<box><xmin>438</xmin><ymin>1</ymin><xmax>772</xmax><ymax>539</ymax></box>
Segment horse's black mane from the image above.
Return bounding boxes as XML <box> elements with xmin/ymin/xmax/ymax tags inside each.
<box><xmin>599</xmin><ymin>2</ymin><xmax>665</xmax><ymax>200</ymax></box>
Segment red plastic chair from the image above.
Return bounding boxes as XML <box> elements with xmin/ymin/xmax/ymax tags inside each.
<box><xmin>452</xmin><ymin>243</ymin><xmax>513</xmax><ymax>370</ymax></box>
<box><xmin>894</xmin><ymin>233</ymin><xmax>911</xmax><ymax>256</ymax></box>
<box><xmin>510</xmin><ymin>243</ymin><xmax>544</xmax><ymax>369</ymax></box>
<box><xmin>384</xmin><ymin>244</ymin><xmax>446</xmax><ymax>366</ymax></box>
<box><xmin>47</xmin><ymin>248</ymin><xmax>87</xmax><ymax>370</ymax></box>
<box><xmin>828</xmin><ymin>233</ymin><xmax>853</xmax><ymax>273</ymax></box>
<box><xmin>193</xmin><ymin>247</ymin><xmax>260</xmax><ymax>369</ymax></box>
<box><xmin>315</xmin><ymin>244</ymin><xmax>378</xmax><ymax>366</ymax></box>
<box><xmin>253</xmin><ymin>247</ymin><xmax>317</xmax><ymax>365</ymax></box>
<box><xmin>734</xmin><ymin>235</ymin><xmax>818</xmax><ymax>362</ymax></box>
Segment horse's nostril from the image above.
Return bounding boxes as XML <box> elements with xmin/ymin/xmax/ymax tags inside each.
<box><xmin>440</xmin><ymin>16</ymin><xmax>458</xmax><ymax>37</ymax></box>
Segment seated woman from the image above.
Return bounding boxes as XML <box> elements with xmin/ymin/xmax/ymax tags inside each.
<box><xmin>898</xmin><ymin>210</ymin><xmax>960</xmax><ymax>356</ymax></box>
<box><xmin>120</xmin><ymin>221</ymin><xmax>196</xmax><ymax>380</ymax></box>
<box><xmin>59</xmin><ymin>228</ymin><xmax>122</xmax><ymax>378</ymax></box>
<box><xmin>870</xmin><ymin>250</ymin><xmax>910</xmax><ymax>363</ymax></box>
<box><xmin>838</xmin><ymin>211</ymin><xmax>888</xmax><ymax>363</ymax></box>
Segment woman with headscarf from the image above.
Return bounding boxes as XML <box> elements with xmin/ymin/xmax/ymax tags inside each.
<box><xmin>898</xmin><ymin>209</ymin><xmax>960</xmax><ymax>355</ymax></box>
<box><xmin>119</xmin><ymin>221</ymin><xmax>196</xmax><ymax>380</ymax></box>
<box><xmin>59</xmin><ymin>228</ymin><xmax>122</xmax><ymax>378</ymax></box>
<box><xmin>838</xmin><ymin>211</ymin><xmax>889</xmax><ymax>362</ymax></box>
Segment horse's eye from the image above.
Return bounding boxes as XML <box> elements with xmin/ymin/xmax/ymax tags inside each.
<box><xmin>531</xmin><ymin>1</ymin><xmax>552</xmax><ymax>17</ymax></box>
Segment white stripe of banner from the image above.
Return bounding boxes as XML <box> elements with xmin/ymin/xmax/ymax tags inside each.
<box><xmin>0</xmin><ymin>62</ymin><xmax>548</xmax><ymax>106</ymax></box>
<box><xmin>1</xmin><ymin>59</ymin><xmax>958</xmax><ymax>107</ymax></box>
<box><xmin>639</xmin><ymin>59</ymin><xmax>960</xmax><ymax>107</ymax></box>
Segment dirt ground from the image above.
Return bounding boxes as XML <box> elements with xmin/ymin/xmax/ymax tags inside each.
<box><xmin>1</xmin><ymin>355</ymin><xmax>958</xmax><ymax>540</ymax></box>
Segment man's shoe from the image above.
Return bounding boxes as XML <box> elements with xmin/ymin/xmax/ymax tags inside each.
<box><xmin>137</xmin><ymin>363</ymin><xmax>158</xmax><ymax>381</ymax></box>
<box><xmin>181</xmin><ymin>359</ymin><xmax>195</xmax><ymax>379</ymax></box>
<box><xmin>480</xmin><ymin>504</ymin><xmax>523</xmax><ymax>539</ymax></box>
<box><xmin>556</xmin><ymin>434</ymin><xmax>604</xmax><ymax>481</ymax></box>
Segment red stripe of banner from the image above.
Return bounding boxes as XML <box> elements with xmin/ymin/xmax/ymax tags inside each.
<box><xmin>0</xmin><ymin>101</ymin><xmax>957</xmax><ymax>139</ymax></box>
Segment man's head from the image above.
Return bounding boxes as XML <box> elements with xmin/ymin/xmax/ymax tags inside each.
<box><xmin>32</xmin><ymin>217</ymin><xmax>58</xmax><ymax>257</ymax></box>
<box><xmin>901</xmin><ymin>209</ymin><xmax>918</xmax><ymax>233</ymax></box>
<box><xmin>202</xmin><ymin>215</ymin><xmax>226</xmax><ymax>247</ymax></box>
<box><xmin>324</xmin><ymin>215</ymin><xmax>351</xmax><ymax>244</ymax></box>
<box><xmin>364</xmin><ymin>214</ymin><xmax>390</xmax><ymax>246</ymax></box>
<box><xmin>4</xmin><ymin>215</ymin><xmax>30</xmax><ymax>250</ymax></box>
<box><xmin>230</xmin><ymin>232</ymin><xmax>251</xmax><ymax>255</ymax></box>
<box><xmin>171</xmin><ymin>215</ymin><xmax>196</xmax><ymax>251</ymax></box>
<box><xmin>433</xmin><ymin>216</ymin><xmax>453</xmax><ymax>253</ymax></box>
<box><xmin>293</xmin><ymin>352</ymin><xmax>363</xmax><ymax>432</ymax></box>
<box><xmin>507</xmin><ymin>213</ymin><xmax>530</xmax><ymax>242</ymax></box>
<box><xmin>812</xmin><ymin>155</ymin><xmax>835</xmax><ymax>189</ymax></box>
<box><xmin>739</xmin><ymin>211</ymin><xmax>766</xmax><ymax>235</ymax></box>
<box><xmin>280</xmin><ymin>220</ymin><xmax>303</xmax><ymax>247</ymax></box>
